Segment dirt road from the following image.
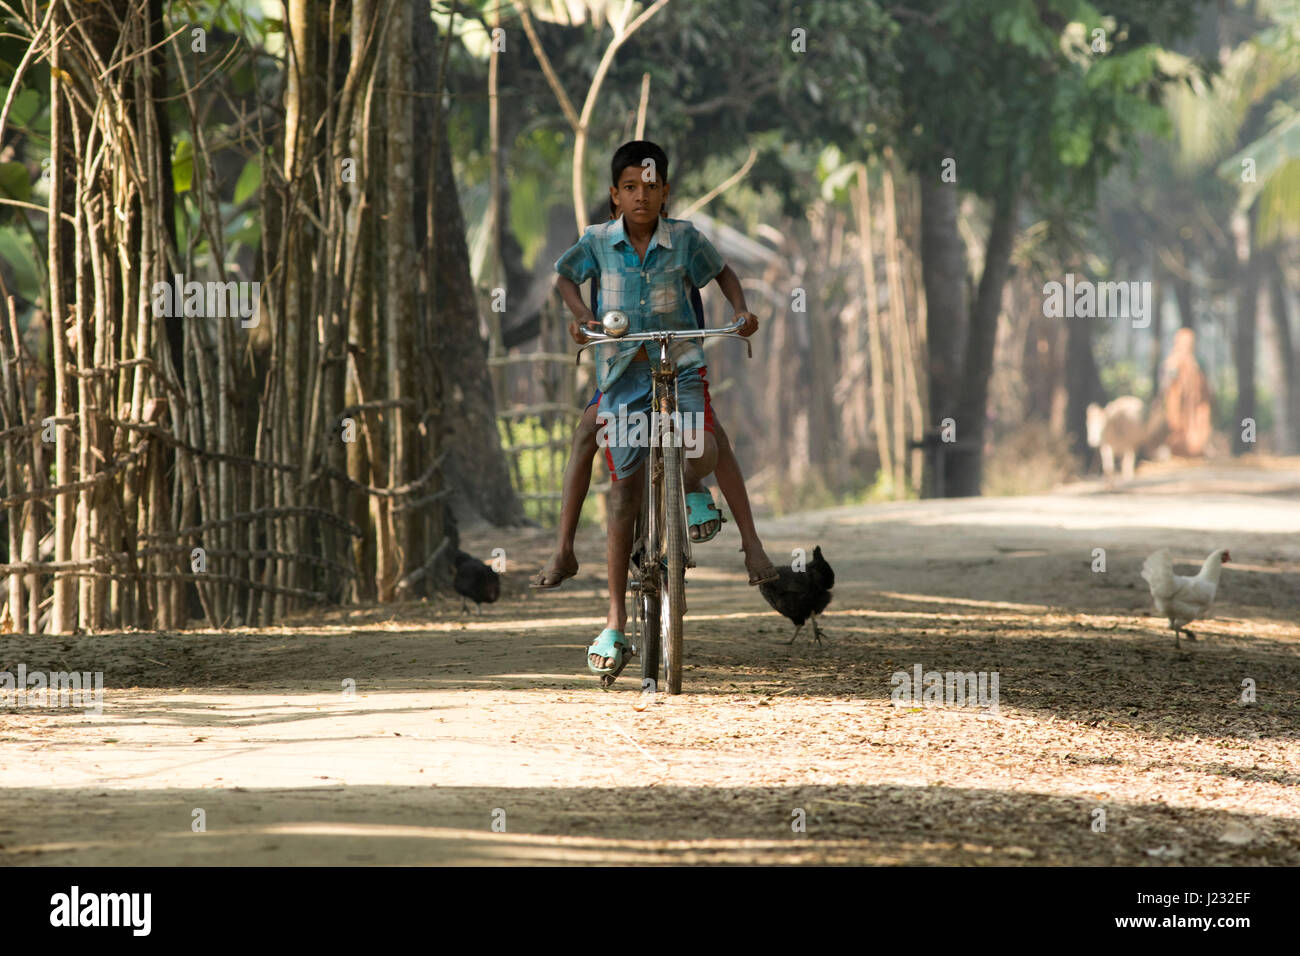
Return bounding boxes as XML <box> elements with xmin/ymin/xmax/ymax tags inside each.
<box><xmin>3</xmin><ymin>460</ymin><xmax>1299</xmax><ymax>865</ymax></box>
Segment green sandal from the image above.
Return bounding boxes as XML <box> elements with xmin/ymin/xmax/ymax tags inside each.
<box><xmin>586</xmin><ymin>627</ymin><xmax>633</xmax><ymax>678</ymax></box>
<box><xmin>685</xmin><ymin>491</ymin><xmax>725</xmax><ymax>542</ymax></box>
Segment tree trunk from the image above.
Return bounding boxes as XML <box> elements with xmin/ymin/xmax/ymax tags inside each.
<box><xmin>1231</xmin><ymin>209</ymin><xmax>1257</xmax><ymax>456</ymax></box>
<box><xmin>1149</xmin><ymin>273</ymin><xmax>1164</xmax><ymax>400</ymax></box>
<box><xmin>919</xmin><ymin>176</ymin><xmax>967</xmax><ymax>497</ymax></box>
<box><xmin>149</xmin><ymin>0</ymin><xmax>184</xmax><ymax>387</ymax></box>
<box><xmin>1173</xmin><ymin>242</ymin><xmax>1195</xmax><ymax>329</ymax></box>
<box><xmin>949</xmin><ymin>185</ymin><xmax>1019</xmax><ymax>497</ymax></box>
<box><xmin>376</xmin><ymin>0</ymin><xmax>416</xmax><ymax>600</ymax></box>
<box><xmin>1272</xmin><ymin>258</ymin><xmax>1298</xmax><ymax>455</ymax></box>
<box><xmin>881</xmin><ymin>160</ymin><xmax>909</xmax><ymax>495</ymax></box>
<box><xmin>279</xmin><ymin>0</ymin><xmax>321</xmax><ymax>614</ymax></box>
<box><xmin>430</xmin><ymin>85</ymin><xmax>524</xmax><ymax>527</ymax></box>
<box><xmin>47</xmin><ymin>12</ymin><xmax>76</xmax><ymax>633</ymax></box>
<box><xmin>852</xmin><ymin>167</ymin><xmax>892</xmax><ymax>490</ymax></box>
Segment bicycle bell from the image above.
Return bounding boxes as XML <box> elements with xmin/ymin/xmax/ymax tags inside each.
<box><xmin>602</xmin><ymin>309</ymin><xmax>630</xmax><ymax>337</ymax></box>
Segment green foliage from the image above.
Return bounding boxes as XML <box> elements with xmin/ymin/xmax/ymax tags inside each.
<box><xmin>990</xmin><ymin>0</ymin><xmax>1057</xmax><ymax>58</ymax></box>
<box><xmin>0</xmin><ymin>26</ymin><xmax>53</xmax><ymax>324</ymax></box>
<box><xmin>0</xmin><ymin>76</ymin><xmax>50</xmax><ymax>229</ymax></box>
<box><xmin>1213</xmin><ymin>381</ymin><xmax>1275</xmax><ymax>437</ymax></box>
<box><xmin>233</xmin><ymin>156</ymin><xmax>261</xmax><ymax>205</ymax></box>
<box><xmin>173</xmin><ymin>138</ymin><xmax>194</xmax><ymax>195</ymax></box>
<box><xmin>5</xmin><ymin>88</ymin><xmax>43</xmax><ymax>130</ymax></box>
<box><xmin>0</xmin><ymin>226</ymin><xmax>42</xmax><ymax>305</ymax></box>
<box><xmin>0</xmin><ymin>161</ymin><xmax>31</xmax><ymax>205</ymax></box>
<box><xmin>496</xmin><ymin>415</ymin><xmax>580</xmax><ymax>526</ymax></box>
<box><xmin>1174</xmin><ymin>0</ymin><xmax>1300</xmax><ymax>244</ymax></box>
<box><xmin>507</xmin><ymin>127</ymin><xmax>571</xmax><ymax>268</ymax></box>
<box><xmin>891</xmin><ymin>0</ymin><xmax>1202</xmax><ymax>205</ymax></box>
<box><xmin>0</xmin><ymin>33</ymin><xmax>51</xmax><ymax>127</ymax></box>
<box><xmin>858</xmin><ymin>468</ymin><xmax>913</xmax><ymax>504</ymax></box>
<box><xmin>817</xmin><ymin>145</ymin><xmax>862</xmax><ymax>203</ymax></box>
<box><xmin>448</xmin><ymin>0</ymin><xmax>900</xmax><ymax>229</ymax></box>
<box><xmin>168</xmin><ymin>0</ymin><xmax>271</xmax><ymax>43</ymax></box>
<box><xmin>1255</xmin><ymin>154</ymin><xmax>1300</xmax><ymax>242</ymax></box>
<box><xmin>160</xmin><ymin>2</ymin><xmax>281</xmax><ymax>272</ymax></box>
<box><xmin>1099</xmin><ymin>358</ymin><xmax>1141</xmax><ymax>400</ymax></box>
<box><xmin>1222</xmin><ymin>110</ymin><xmax>1300</xmax><ymax>243</ymax></box>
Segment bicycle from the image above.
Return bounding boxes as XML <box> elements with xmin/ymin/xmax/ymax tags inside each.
<box><xmin>577</xmin><ymin>312</ymin><xmax>752</xmax><ymax>695</ymax></box>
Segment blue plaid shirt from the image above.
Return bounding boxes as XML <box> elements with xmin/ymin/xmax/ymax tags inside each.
<box><xmin>555</xmin><ymin>215</ymin><xmax>725</xmax><ymax>391</ymax></box>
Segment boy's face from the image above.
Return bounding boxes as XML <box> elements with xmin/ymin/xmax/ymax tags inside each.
<box><xmin>610</xmin><ymin>163</ymin><xmax>669</xmax><ymax>228</ymax></box>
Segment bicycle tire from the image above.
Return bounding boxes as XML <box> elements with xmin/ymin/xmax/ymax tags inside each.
<box><xmin>639</xmin><ymin>588</ymin><xmax>661</xmax><ymax>691</ymax></box>
<box><xmin>637</xmin><ymin>464</ymin><xmax>661</xmax><ymax>692</ymax></box>
<box><xmin>661</xmin><ymin>442</ymin><xmax>686</xmax><ymax>695</ymax></box>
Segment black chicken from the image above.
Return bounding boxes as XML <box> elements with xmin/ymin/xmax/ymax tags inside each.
<box><xmin>759</xmin><ymin>546</ymin><xmax>834</xmax><ymax>645</ymax></box>
<box><xmin>452</xmin><ymin>550</ymin><xmax>500</xmax><ymax>614</ymax></box>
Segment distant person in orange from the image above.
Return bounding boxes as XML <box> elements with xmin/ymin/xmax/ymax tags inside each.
<box><xmin>1160</xmin><ymin>328</ymin><xmax>1213</xmax><ymax>457</ymax></box>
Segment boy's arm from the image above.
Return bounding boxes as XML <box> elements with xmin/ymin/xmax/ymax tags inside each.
<box><xmin>712</xmin><ymin>265</ymin><xmax>759</xmax><ymax>337</ymax></box>
<box><xmin>557</xmin><ymin>275</ymin><xmax>600</xmax><ymax>344</ymax></box>
<box><xmin>555</xmin><ymin>233</ymin><xmax>602</xmax><ymax>344</ymax></box>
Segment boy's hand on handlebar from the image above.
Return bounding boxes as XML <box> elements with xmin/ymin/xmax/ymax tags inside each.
<box><xmin>569</xmin><ymin>313</ymin><xmax>601</xmax><ymax>345</ymax></box>
<box><xmin>736</xmin><ymin>311</ymin><xmax>759</xmax><ymax>337</ymax></box>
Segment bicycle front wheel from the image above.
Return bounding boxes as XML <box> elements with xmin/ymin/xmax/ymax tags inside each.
<box><xmin>661</xmin><ymin>442</ymin><xmax>686</xmax><ymax>695</ymax></box>
<box><xmin>637</xmin><ymin>460</ymin><xmax>661</xmax><ymax>693</ymax></box>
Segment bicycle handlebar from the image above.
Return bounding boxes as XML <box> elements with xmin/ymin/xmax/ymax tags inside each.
<box><xmin>575</xmin><ymin>316</ymin><xmax>752</xmax><ymax>364</ymax></box>
<box><xmin>580</xmin><ymin>316</ymin><xmax>746</xmax><ymax>344</ymax></box>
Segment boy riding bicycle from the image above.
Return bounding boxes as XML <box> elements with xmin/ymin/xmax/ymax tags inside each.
<box><xmin>552</xmin><ymin>140</ymin><xmax>772</xmax><ymax>676</ymax></box>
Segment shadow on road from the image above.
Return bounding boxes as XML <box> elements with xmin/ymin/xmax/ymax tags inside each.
<box><xmin>2</xmin><ymin>781</ymin><xmax>1296</xmax><ymax>866</ymax></box>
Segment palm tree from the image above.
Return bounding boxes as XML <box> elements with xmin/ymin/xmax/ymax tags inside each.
<box><xmin>1164</xmin><ymin>0</ymin><xmax>1300</xmax><ymax>452</ymax></box>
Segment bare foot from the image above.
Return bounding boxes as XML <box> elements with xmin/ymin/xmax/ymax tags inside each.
<box><xmin>531</xmin><ymin>550</ymin><xmax>578</xmax><ymax>589</ymax></box>
<box><xmin>742</xmin><ymin>544</ymin><xmax>780</xmax><ymax>586</ymax></box>
<box><xmin>685</xmin><ymin>486</ymin><xmax>722</xmax><ymax>541</ymax></box>
<box><xmin>589</xmin><ymin>622</ymin><xmax>627</xmax><ymax>670</ymax></box>
<box><xmin>690</xmin><ymin>516</ymin><xmax>720</xmax><ymax>541</ymax></box>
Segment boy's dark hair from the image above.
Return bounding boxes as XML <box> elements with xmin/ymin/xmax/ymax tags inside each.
<box><xmin>609</xmin><ymin>140</ymin><xmax>669</xmax><ymax>218</ymax></box>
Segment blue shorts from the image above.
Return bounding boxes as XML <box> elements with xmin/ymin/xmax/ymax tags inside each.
<box><xmin>595</xmin><ymin>365</ymin><xmax>715</xmax><ymax>481</ymax></box>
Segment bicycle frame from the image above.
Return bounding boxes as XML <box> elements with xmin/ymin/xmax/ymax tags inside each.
<box><xmin>633</xmin><ymin>357</ymin><xmax>690</xmax><ymax>577</ymax></box>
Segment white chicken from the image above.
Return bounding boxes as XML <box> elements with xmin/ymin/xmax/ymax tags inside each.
<box><xmin>1140</xmin><ymin>548</ymin><xmax>1231</xmax><ymax>649</ymax></box>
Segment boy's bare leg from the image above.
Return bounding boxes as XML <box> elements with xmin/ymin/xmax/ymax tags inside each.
<box><xmin>533</xmin><ymin>403</ymin><xmax>599</xmax><ymax>587</ymax></box>
<box><xmin>682</xmin><ymin>430</ymin><xmax>718</xmax><ymax>496</ymax></box>
<box><xmin>591</xmin><ymin>467</ymin><xmax>642</xmax><ymax>669</ymax></box>
<box><xmin>713</xmin><ymin>422</ymin><xmax>778</xmax><ymax>582</ymax></box>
